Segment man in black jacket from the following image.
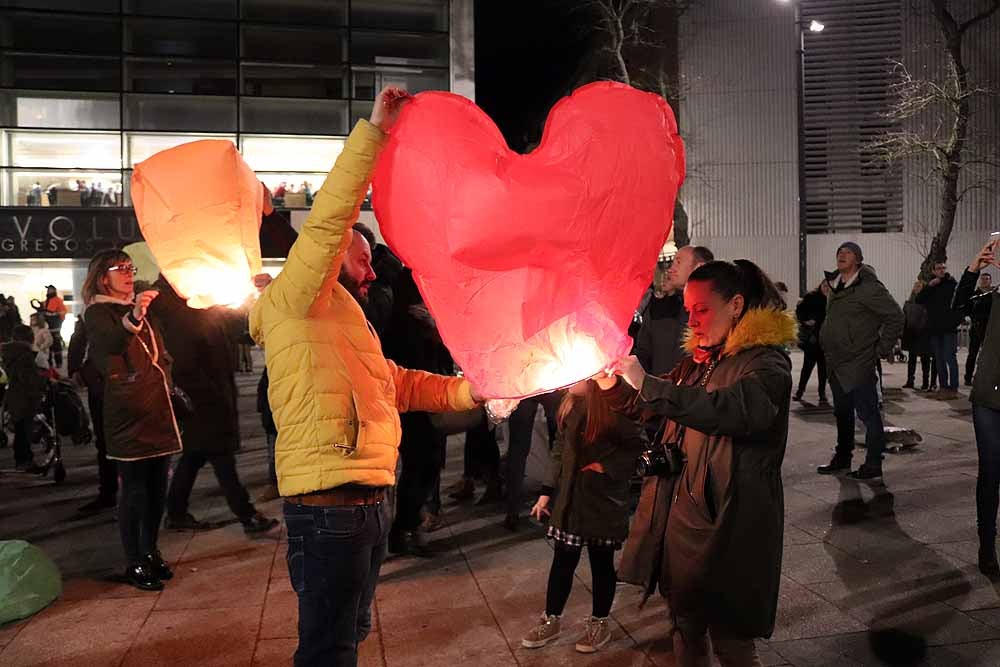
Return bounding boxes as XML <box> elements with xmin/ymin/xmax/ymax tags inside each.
<box><xmin>916</xmin><ymin>261</ymin><xmax>962</xmax><ymax>398</ymax></box>
<box><xmin>966</xmin><ymin>272</ymin><xmax>995</xmax><ymax>386</ymax></box>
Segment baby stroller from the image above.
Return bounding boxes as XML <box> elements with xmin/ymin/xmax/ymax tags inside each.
<box><xmin>26</xmin><ymin>379</ymin><xmax>89</xmax><ymax>484</ymax></box>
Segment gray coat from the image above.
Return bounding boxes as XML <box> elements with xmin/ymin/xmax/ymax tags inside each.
<box><xmin>610</xmin><ymin>307</ymin><xmax>796</xmax><ymax>639</ymax></box>
<box><xmin>819</xmin><ymin>265</ymin><xmax>904</xmax><ymax>392</ymax></box>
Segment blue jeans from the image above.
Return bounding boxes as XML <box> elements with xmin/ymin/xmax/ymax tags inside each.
<box><xmin>284</xmin><ymin>498</ymin><xmax>390</xmax><ymax>667</ymax></box>
<box><xmin>830</xmin><ymin>373</ymin><xmax>885</xmax><ymax>468</ymax></box>
<box><xmin>975</xmin><ymin>405</ymin><xmax>1000</xmax><ymax>541</ymax></box>
<box><xmin>929</xmin><ymin>332</ymin><xmax>959</xmax><ymax>390</ymax></box>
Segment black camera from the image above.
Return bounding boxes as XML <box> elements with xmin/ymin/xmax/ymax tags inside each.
<box><xmin>636</xmin><ymin>444</ymin><xmax>685</xmax><ymax>478</ymax></box>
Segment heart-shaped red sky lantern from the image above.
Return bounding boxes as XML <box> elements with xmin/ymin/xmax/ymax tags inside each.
<box><xmin>372</xmin><ymin>81</ymin><xmax>685</xmax><ymax>399</ymax></box>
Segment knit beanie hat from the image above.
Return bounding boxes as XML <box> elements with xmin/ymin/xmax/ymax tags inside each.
<box><xmin>837</xmin><ymin>241</ymin><xmax>863</xmax><ymax>263</ymax></box>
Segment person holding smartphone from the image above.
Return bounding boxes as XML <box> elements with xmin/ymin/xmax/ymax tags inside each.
<box><xmin>953</xmin><ymin>235</ymin><xmax>1000</xmax><ymax>575</ymax></box>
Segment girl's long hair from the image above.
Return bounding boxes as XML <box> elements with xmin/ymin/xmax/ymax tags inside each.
<box><xmin>556</xmin><ymin>380</ymin><xmax>615</xmax><ymax>446</ymax></box>
<box><xmin>81</xmin><ymin>248</ymin><xmax>132</xmax><ymax>306</ymax></box>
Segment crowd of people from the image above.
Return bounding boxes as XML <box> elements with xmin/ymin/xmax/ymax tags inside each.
<box><xmin>1</xmin><ymin>85</ymin><xmax>998</xmax><ymax>667</ymax></box>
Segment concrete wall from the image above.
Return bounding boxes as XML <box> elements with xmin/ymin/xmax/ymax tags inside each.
<box><xmin>679</xmin><ymin>0</ymin><xmax>999</xmax><ymax>305</ymax></box>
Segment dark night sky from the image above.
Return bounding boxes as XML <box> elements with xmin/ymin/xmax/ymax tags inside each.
<box><xmin>474</xmin><ymin>1</ymin><xmax>595</xmax><ymax>152</ymax></box>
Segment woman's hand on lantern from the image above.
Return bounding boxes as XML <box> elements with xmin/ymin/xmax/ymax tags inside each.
<box><xmin>530</xmin><ymin>495</ymin><xmax>551</xmax><ymax>521</ymax></box>
<box><xmin>616</xmin><ymin>355</ymin><xmax>648</xmax><ymax>391</ymax></box>
<box><xmin>253</xmin><ymin>273</ymin><xmax>274</xmax><ymax>292</ymax></box>
<box><xmin>132</xmin><ymin>290</ymin><xmax>159</xmax><ymax>321</ymax></box>
<box><xmin>970</xmin><ymin>239</ymin><xmax>997</xmax><ymax>273</ymax></box>
<box><xmin>370</xmin><ymin>86</ymin><xmax>410</xmax><ymax>132</ymax></box>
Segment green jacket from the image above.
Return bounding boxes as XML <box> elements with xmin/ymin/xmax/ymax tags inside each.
<box><xmin>819</xmin><ymin>265</ymin><xmax>903</xmax><ymax>392</ymax></box>
<box><xmin>84</xmin><ymin>297</ymin><xmax>182</xmax><ymax>461</ymax></box>
<box><xmin>542</xmin><ymin>398</ymin><xmax>647</xmax><ymax>543</ymax></box>
<box><xmin>954</xmin><ymin>270</ymin><xmax>1000</xmax><ymax>411</ymax></box>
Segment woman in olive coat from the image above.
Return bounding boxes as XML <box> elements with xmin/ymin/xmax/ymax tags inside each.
<box><xmin>602</xmin><ymin>259</ymin><xmax>796</xmax><ymax>667</ymax></box>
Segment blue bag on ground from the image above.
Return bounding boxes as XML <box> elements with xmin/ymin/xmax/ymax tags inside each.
<box><xmin>0</xmin><ymin>540</ymin><xmax>62</xmax><ymax>625</ymax></box>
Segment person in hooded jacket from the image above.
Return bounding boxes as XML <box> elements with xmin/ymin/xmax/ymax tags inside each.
<box><xmin>520</xmin><ymin>379</ymin><xmax>647</xmax><ymax>654</ymax></box>
<box><xmin>149</xmin><ymin>278</ymin><xmax>278</xmax><ymax>536</ymax></box>
<box><xmin>793</xmin><ymin>278</ymin><xmax>830</xmax><ymax>404</ymax></box>
<box><xmin>2</xmin><ymin>325</ymin><xmax>47</xmax><ymax>471</ymax></box>
<box><xmin>81</xmin><ymin>248</ymin><xmax>182</xmax><ymax>592</ymax></box>
<box><xmin>597</xmin><ymin>259</ymin><xmax>795</xmax><ymax>667</ymax></box>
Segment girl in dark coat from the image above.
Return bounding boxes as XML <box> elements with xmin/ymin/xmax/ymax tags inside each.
<box><xmin>793</xmin><ymin>279</ymin><xmax>829</xmax><ymax>403</ymax></box>
<box><xmin>521</xmin><ymin>380</ymin><xmax>646</xmax><ymax>654</ymax></box>
<box><xmin>601</xmin><ymin>259</ymin><xmax>795</xmax><ymax>667</ymax></box>
<box><xmin>81</xmin><ymin>249</ymin><xmax>182</xmax><ymax>592</ymax></box>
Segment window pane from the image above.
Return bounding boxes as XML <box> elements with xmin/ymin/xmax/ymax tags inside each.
<box><xmin>241</xmin><ymin>26</ymin><xmax>346</xmax><ymax>65</ymax></box>
<box><xmin>242</xmin><ymin>63</ymin><xmax>348</xmax><ymax>98</ymax></box>
<box><xmin>126</xmin><ymin>18</ymin><xmax>237</xmax><ymax>59</ymax></box>
<box><xmin>2</xmin><ymin>0</ymin><xmax>119</xmax><ymax>11</ymax></box>
<box><xmin>351</xmin><ymin>0</ymin><xmax>448</xmax><ymax>32</ymax></box>
<box><xmin>0</xmin><ymin>12</ymin><xmax>120</xmax><ymax>54</ymax></box>
<box><xmin>5</xmin><ymin>169</ymin><xmax>123</xmax><ymax>207</ymax></box>
<box><xmin>350</xmin><ymin>30</ymin><xmax>448</xmax><ymax>67</ymax></box>
<box><xmin>125</xmin><ymin>94</ymin><xmax>237</xmax><ymax>131</ymax></box>
<box><xmin>127</xmin><ymin>133</ymin><xmax>236</xmax><ymax>167</ymax></box>
<box><xmin>350</xmin><ymin>100</ymin><xmax>373</xmax><ymax>129</ymax></box>
<box><xmin>0</xmin><ymin>54</ymin><xmax>121</xmax><ymax>92</ymax></box>
<box><xmin>240</xmin><ymin>136</ymin><xmax>343</xmax><ymax>172</ymax></box>
<box><xmin>10</xmin><ymin>131</ymin><xmax>121</xmax><ymax>169</ymax></box>
<box><xmin>241</xmin><ymin>0</ymin><xmax>347</xmax><ymax>26</ymax></box>
<box><xmin>124</xmin><ymin>0</ymin><xmax>236</xmax><ymax>19</ymax></box>
<box><xmin>241</xmin><ymin>98</ymin><xmax>348</xmax><ymax>135</ymax></box>
<box><xmin>13</xmin><ymin>93</ymin><xmax>120</xmax><ymax>129</ymax></box>
<box><xmin>125</xmin><ymin>58</ymin><xmax>236</xmax><ymax>95</ymax></box>
<box><xmin>256</xmin><ymin>173</ymin><xmax>324</xmax><ymax>209</ymax></box>
<box><xmin>352</xmin><ymin>67</ymin><xmax>448</xmax><ymax>100</ymax></box>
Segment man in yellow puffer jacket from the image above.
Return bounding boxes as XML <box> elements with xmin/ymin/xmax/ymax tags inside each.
<box><xmin>250</xmin><ymin>87</ymin><xmax>482</xmax><ymax>667</ymax></box>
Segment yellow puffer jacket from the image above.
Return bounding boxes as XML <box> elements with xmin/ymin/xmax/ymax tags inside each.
<box><xmin>250</xmin><ymin>120</ymin><xmax>477</xmax><ymax>496</ymax></box>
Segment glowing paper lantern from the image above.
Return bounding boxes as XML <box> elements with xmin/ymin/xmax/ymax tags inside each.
<box><xmin>131</xmin><ymin>140</ymin><xmax>263</xmax><ymax>309</ymax></box>
<box><xmin>372</xmin><ymin>81</ymin><xmax>686</xmax><ymax>399</ymax></box>
<box><xmin>123</xmin><ymin>242</ymin><xmax>160</xmax><ymax>286</ymax></box>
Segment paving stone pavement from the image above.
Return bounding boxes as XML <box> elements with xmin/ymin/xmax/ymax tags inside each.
<box><xmin>2</xmin><ymin>349</ymin><xmax>998</xmax><ymax>666</ymax></box>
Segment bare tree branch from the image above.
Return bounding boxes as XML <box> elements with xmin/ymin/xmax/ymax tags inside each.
<box><xmin>959</xmin><ymin>0</ymin><xmax>1000</xmax><ymax>35</ymax></box>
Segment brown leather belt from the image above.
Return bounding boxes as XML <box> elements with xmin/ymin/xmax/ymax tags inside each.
<box><xmin>286</xmin><ymin>485</ymin><xmax>386</xmax><ymax>507</ymax></box>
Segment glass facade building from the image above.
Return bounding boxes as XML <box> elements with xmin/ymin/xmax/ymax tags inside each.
<box><xmin>0</xmin><ymin>0</ymin><xmax>469</xmax><ymax>337</ymax></box>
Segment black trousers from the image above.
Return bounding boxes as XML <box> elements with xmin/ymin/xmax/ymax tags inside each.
<box><xmin>545</xmin><ymin>541</ymin><xmax>617</xmax><ymax>618</ymax></box>
<box><xmin>463</xmin><ymin>416</ymin><xmax>499</xmax><ymax>481</ymax></box>
<box><xmin>49</xmin><ymin>331</ymin><xmax>63</xmax><ymax>367</ymax></box>
<box><xmin>796</xmin><ymin>345</ymin><xmax>827</xmax><ymax>399</ymax></box>
<box><xmin>392</xmin><ymin>412</ymin><xmax>445</xmax><ymax>533</ymax></box>
<box><xmin>12</xmin><ymin>417</ymin><xmax>32</xmax><ymax>466</ymax></box>
<box><xmin>506</xmin><ymin>391</ymin><xmax>563</xmax><ymax>517</ymax></box>
<box><xmin>87</xmin><ymin>391</ymin><xmax>117</xmax><ymax>501</ymax></box>
<box><xmin>906</xmin><ymin>353</ymin><xmax>937</xmax><ymax>387</ymax></box>
<box><xmin>118</xmin><ymin>456</ymin><xmax>170</xmax><ymax>564</ymax></box>
<box><xmin>166</xmin><ymin>450</ymin><xmax>256</xmax><ymax>522</ymax></box>
<box><xmin>967</xmin><ymin>326</ymin><xmax>986</xmax><ymax>383</ymax></box>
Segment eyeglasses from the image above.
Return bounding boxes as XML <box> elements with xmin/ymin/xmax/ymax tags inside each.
<box><xmin>107</xmin><ymin>264</ymin><xmax>138</xmax><ymax>276</ymax></box>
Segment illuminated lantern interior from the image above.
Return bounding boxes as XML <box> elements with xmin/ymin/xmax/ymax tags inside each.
<box><xmin>372</xmin><ymin>81</ymin><xmax>686</xmax><ymax>399</ymax></box>
<box><xmin>131</xmin><ymin>140</ymin><xmax>263</xmax><ymax>309</ymax></box>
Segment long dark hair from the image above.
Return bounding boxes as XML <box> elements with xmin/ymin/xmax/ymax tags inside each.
<box><xmin>688</xmin><ymin>259</ymin><xmax>784</xmax><ymax>316</ymax></box>
<box><xmin>82</xmin><ymin>248</ymin><xmax>132</xmax><ymax>306</ymax></box>
<box><xmin>557</xmin><ymin>380</ymin><xmax>615</xmax><ymax>446</ymax></box>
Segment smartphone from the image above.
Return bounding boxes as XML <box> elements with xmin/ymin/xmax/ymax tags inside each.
<box><xmin>991</xmin><ymin>231</ymin><xmax>1000</xmax><ymax>250</ymax></box>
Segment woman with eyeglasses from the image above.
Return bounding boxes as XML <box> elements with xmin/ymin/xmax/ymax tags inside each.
<box><xmin>81</xmin><ymin>248</ymin><xmax>182</xmax><ymax>591</ymax></box>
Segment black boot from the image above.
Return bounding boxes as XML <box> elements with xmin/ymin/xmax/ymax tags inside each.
<box><xmin>817</xmin><ymin>455</ymin><xmax>852</xmax><ymax>475</ymax></box>
<box><xmin>143</xmin><ymin>551</ymin><xmax>174</xmax><ymax>581</ymax></box>
<box><xmin>125</xmin><ymin>562</ymin><xmax>164</xmax><ymax>591</ymax></box>
<box><xmin>980</xmin><ymin>534</ymin><xmax>1000</xmax><ymax>577</ymax></box>
<box><xmin>388</xmin><ymin>530</ymin><xmax>433</xmax><ymax>558</ymax></box>
<box><xmin>242</xmin><ymin>512</ymin><xmax>279</xmax><ymax>535</ymax></box>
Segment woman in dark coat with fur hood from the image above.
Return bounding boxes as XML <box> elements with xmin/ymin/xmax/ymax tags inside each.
<box><xmin>598</xmin><ymin>259</ymin><xmax>796</xmax><ymax>667</ymax></box>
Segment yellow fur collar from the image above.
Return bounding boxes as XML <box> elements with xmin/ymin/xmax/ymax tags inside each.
<box><xmin>684</xmin><ymin>307</ymin><xmax>798</xmax><ymax>357</ymax></box>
